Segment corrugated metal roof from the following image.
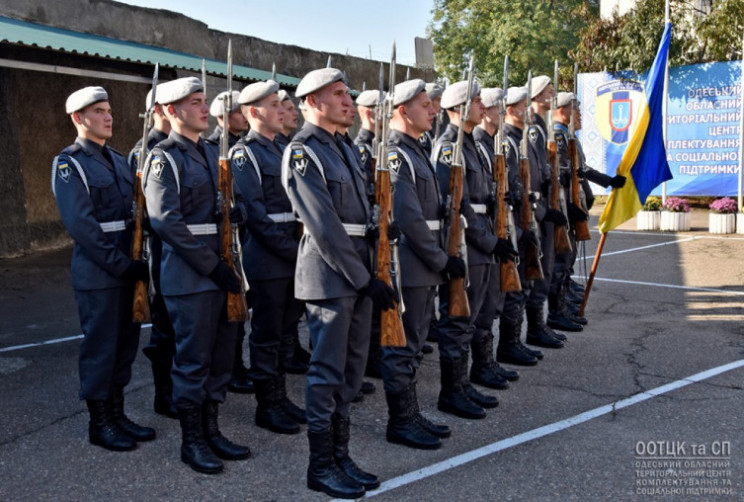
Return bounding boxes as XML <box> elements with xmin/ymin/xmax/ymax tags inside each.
<box><xmin>0</xmin><ymin>16</ymin><xmax>300</xmax><ymax>87</ymax></box>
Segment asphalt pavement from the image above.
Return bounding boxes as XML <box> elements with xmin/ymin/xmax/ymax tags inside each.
<box><xmin>0</xmin><ymin>206</ymin><xmax>742</xmax><ymax>501</ymax></box>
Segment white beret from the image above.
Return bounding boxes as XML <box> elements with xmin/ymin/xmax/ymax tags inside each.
<box><xmin>481</xmin><ymin>88</ymin><xmax>504</xmax><ymax>108</ymax></box>
<box><xmin>505</xmin><ymin>87</ymin><xmax>528</xmax><ymax>106</ymax></box>
<box><xmin>530</xmin><ymin>75</ymin><xmax>551</xmax><ymax>98</ymax></box>
<box><xmin>356</xmin><ymin>90</ymin><xmax>382</xmax><ymax>107</ymax></box>
<box><xmin>440</xmin><ymin>80</ymin><xmax>481</xmax><ymax>110</ymax></box>
<box><xmin>556</xmin><ymin>92</ymin><xmax>577</xmax><ymax>108</ymax></box>
<box><xmin>277</xmin><ymin>89</ymin><xmax>291</xmax><ymax>102</ymax></box>
<box><xmin>157</xmin><ymin>77</ymin><xmax>203</xmax><ymax>105</ymax></box>
<box><xmin>295</xmin><ymin>68</ymin><xmax>345</xmax><ymax>98</ymax></box>
<box><xmin>66</xmin><ymin>86</ymin><xmax>108</xmax><ymax>114</ymax></box>
<box><xmin>210</xmin><ymin>91</ymin><xmax>241</xmax><ymax>117</ymax></box>
<box><xmin>393</xmin><ymin>79</ymin><xmax>426</xmax><ymax>106</ymax></box>
<box><xmin>425</xmin><ymin>82</ymin><xmax>443</xmax><ymax>99</ymax></box>
<box><xmin>238</xmin><ymin>80</ymin><xmax>280</xmax><ymax>105</ymax></box>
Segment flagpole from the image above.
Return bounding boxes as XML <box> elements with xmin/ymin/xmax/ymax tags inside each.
<box><xmin>578</xmin><ymin>232</ymin><xmax>607</xmax><ymax>318</ymax></box>
<box><xmin>661</xmin><ymin>0</ymin><xmax>670</xmax><ymax>204</ymax></box>
<box><xmin>738</xmin><ymin>31</ymin><xmax>744</xmax><ymax>213</ymax></box>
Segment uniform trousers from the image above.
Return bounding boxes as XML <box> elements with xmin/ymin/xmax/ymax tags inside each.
<box><xmin>305</xmin><ymin>295</ymin><xmax>372</xmax><ymax>433</ymax></box>
<box><xmin>381</xmin><ymin>286</ymin><xmax>437</xmax><ymax>394</ymax></box>
<box><xmin>527</xmin><ymin>219</ymin><xmax>555</xmax><ymax>308</ymax></box>
<box><xmin>472</xmin><ymin>262</ymin><xmax>506</xmax><ymax>341</ymax></box>
<box><xmin>75</xmin><ymin>285</ymin><xmax>140</xmax><ymax>400</ymax></box>
<box><xmin>165</xmin><ymin>290</ymin><xmax>238</xmax><ymax>408</ymax></box>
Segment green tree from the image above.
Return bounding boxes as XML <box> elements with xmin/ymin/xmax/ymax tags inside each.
<box><xmin>427</xmin><ymin>0</ymin><xmax>599</xmax><ymax>87</ymax></box>
<box><xmin>571</xmin><ymin>0</ymin><xmax>744</xmax><ymax>73</ymax></box>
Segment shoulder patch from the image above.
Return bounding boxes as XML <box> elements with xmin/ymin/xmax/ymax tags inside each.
<box><xmin>418</xmin><ymin>134</ymin><xmax>428</xmax><ymax>145</ymax></box>
<box><xmin>150</xmin><ymin>156</ymin><xmax>165</xmax><ymax>179</ymax></box>
<box><xmin>556</xmin><ymin>136</ymin><xmax>566</xmax><ymax>149</ymax></box>
<box><xmin>232</xmin><ymin>149</ymin><xmax>247</xmax><ymax>170</ymax></box>
<box><xmin>528</xmin><ymin>128</ymin><xmax>538</xmax><ymax>143</ymax></box>
<box><xmin>358</xmin><ymin>146</ymin><xmax>369</xmax><ymax>165</ymax></box>
<box><xmin>292</xmin><ymin>148</ymin><xmax>308</xmax><ymax>176</ymax></box>
<box><xmin>439</xmin><ymin>144</ymin><xmax>453</xmax><ymax>165</ymax></box>
<box><xmin>504</xmin><ymin>142</ymin><xmax>511</xmax><ymax>156</ymax></box>
<box><xmin>387</xmin><ymin>150</ymin><xmax>401</xmax><ymax>173</ymax></box>
<box><xmin>57</xmin><ymin>159</ymin><xmax>71</xmax><ymax>183</ymax></box>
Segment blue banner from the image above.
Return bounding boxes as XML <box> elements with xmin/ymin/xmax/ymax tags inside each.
<box><xmin>578</xmin><ymin>61</ymin><xmax>742</xmax><ymax>196</ymax></box>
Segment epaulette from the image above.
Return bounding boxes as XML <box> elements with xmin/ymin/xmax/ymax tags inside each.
<box><xmin>154</xmin><ymin>137</ymin><xmax>178</xmax><ymax>152</ymax></box>
<box><xmin>60</xmin><ymin>143</ymin><xmax>82</xmax><ymax>156</ymax></box>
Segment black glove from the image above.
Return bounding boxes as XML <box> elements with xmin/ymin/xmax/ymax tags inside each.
<box><xmin>567</xmin><ymin>202</ymin><xmax>588</xmax><ymax>223</ymax></box>
<box><xmin>121</xmin><ymin>260</ymin><xmax>149</xmax><ymax>283</ymax></box>
<box><xmin>362</xmin><ymin>278</ymin><xmax>398</xmax><ymax>311</ymax></box>
<box><xmin>544</xmin><ymin>208</ymin><xmax>568</xmax><ymax>226</ymax></box>
<box><xmin>229</xmin><ymin>204</ymin><xmax>247</xmax><ymax>225</ymax></box>
<box><xmin>441</xmin><ymin>256</ymin><xmax>466</xmax><ymax>280</ymax></box>
<box><xmin>559</xmin><ymin>170</ymin><xmax>571</xmax><ymax>187</ymax></box>
<box><xmin>365</xmin><ymin>224</ymin><xmax>380</xmax><ymax>245</ymax></box>
<box><xmin>528</xmin><ymin>192</ymin><xmax>539</xmax><ymax>204</ymax></box>
<box><xmin>609</xmin><ymin>175</ymin><xmax>626</xmax><ymax>189</ymax></box>
<box><xmin>504</xmin><ymin>191</ymin><xmax>520</xmax><ymax>207</ymax></box>
<box><xmin>486</xmin><ymin>193</ymin><xmax>497</xmax><ymax>217</ymax></box>
<box><xmin>493</xmin><ymin>238</ymin><xmax>518</xmax><ymax>262</ymax></box>
<box><xmin>387</xmin><ymin>221</ymin><xmax>401</xmax><ymax>241</ymax></box>
<box><xmin>520</xmin><ymin>229</ymin><xmax>539</xmax><ymax>247</ymax></box>
<box><xmin>209</xmin><ymin>262</ymin><xmax>241</xmax><ymax>293</ymax></box>
<box><xmin>540</xmin><ymin>178</ymin><xmax>551</xmax><ymax>198</ymax></box>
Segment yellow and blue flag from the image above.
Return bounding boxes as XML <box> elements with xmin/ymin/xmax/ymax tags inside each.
<box><xmin>599</xmin><ymin>22</ymin><xmax>674</xmax><ymax>234</ymax></box>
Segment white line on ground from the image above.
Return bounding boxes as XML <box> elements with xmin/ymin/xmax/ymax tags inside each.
<box><xmin>581</xmin><ymin>236</ymin><xmax>699</xmax><ymax>260</ymax></box>
<box><xmin>346</xmin><ymin>359</ymin><xmax>744</xmax><ymax>500</ymax></box>
<box><xmin>0</xmin><ymin>324</ymin><xmax>152</xmax><ymax>353</ymax></box>
<box><xmin>590</xmin><ymin>277</ymin><xmax>744</xmax><ymax>295</ymax></box>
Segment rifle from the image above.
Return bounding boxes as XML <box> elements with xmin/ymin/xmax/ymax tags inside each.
<box><xmin>131</xmin><ymin>64</ymin><xmax>158</xmax><ymax>324</ymax></box>
<box><xmin>374</xmin><ymin>44</ymin><xmax>406</xmax><ymax>347</ymax></box>
<box><xmin>218</xmin><ymin>40</ymin><xmax>249</xmax><ymax>322</ymax></box>
<box><xmin>495</xmin><ymin>56</ymin><xmax>521</xmax><ymax>292</ymax></box>
<box><xmin>569</xmin><ymin>62</ymin><xmax>591</xmax><ymax>242</ymax></box>
<box><xmin>445</xmin><ymin>55</ymin><xmax>475</xmax><ymax>318</ymax></box>
<box><xmin>548</xmin><ymin>60</ymin><xmax>573</xmax><ymax>254</ymax></box>
<box><xmin>520</xmin><ymin>71</ymin><xmax>544</xmax><ymax>281</ymax></box>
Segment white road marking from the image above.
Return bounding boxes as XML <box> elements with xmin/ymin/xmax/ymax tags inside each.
<box><xmin>0</xmin><ymin>324</ymin><xmax>152</xmax><ymax>353</ymax></box>
<box><xmin>347</xmin><ymin>359</ymin><xmax>744</xmax><ymax>500</ymax></box>
<box><xmin>589</xmin><ymin>277</ymin><xmax>744</xmax><ymax>295</ymax></box>
<box><xmin>581</xmin><ymin>236</ymin><xmax>699</xmax><ymax>260</ymax></box>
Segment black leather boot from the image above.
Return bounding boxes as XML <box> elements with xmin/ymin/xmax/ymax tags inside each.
<box><xmin>526</xmin><ymin>306</ymin><xmax>565</xmax><ymax>348</ymax></box>
<box><xmin>497</xmin><ymin>318</ymin><xmax>538</xmax><ymax>366</ymax></box>
<box><xmin>229</xmin><ymin>326</ymin><xmax>255</xmax><ymax>393</ymax></box>
<box><xmin>202</xmin><ymin>400</ymin><xmax>251</xmax><ymax>460</ymax></box>
<box><xmin>410</xmin><ymin>381</ymin><xmax>451</xmax><ymax>438</ymax></box>
<box><xmin>276</xmin><ymin>373</ymin><xmax>307</xmax><ymax>424</ymax></box>
<box><xmin>178</xmin><ymin>403</ymin><xmax>223</xmax><ymax>474</ymax></box>
<box><xmin>254</xmin><ymin>379</ymin><xmax>301</xmax><ymax>434</ymax></box>
<box><xmin>470</xmin><ymin>334</ymin><xmax>509</xmax><ymax>390</ymax></box>
<box><xmin>143</xmin><ymin>346</ymin><xmax>178</xmax><ymax>418</ymax></box>
<box><xmin>385</xmin><ymin>388</ymin><xmax>441</xmax><ymax>450</ymax></box>
<box><xmin>86</xmin><ymin>399</ymin><xmax>136</xmax><ymax>451</ymax></box>
<box><xmin>109</xmin><ymin>387</ymin><xmax>155</xmax><ymax>441</ymax></box>
<box><xmin>332</xmin><ymin>414</ymin><xmax>381</xmax><ymax>489</ymax></box>
<box><xmin>463</xmin><ymin>383</ymin><xmax>499</xmax><ymax>408</ymax></box>
<box><xmin>307</xmin><ymin>428</ymin><xmax>365</xmax><ymax>499</ymax></box>
<box><xmin>547</xmin><ymin>287</ymin><xmax>584</xmax><ymax>332</ymax></box>
<box><xmin>437</xmin><ymin>357</ymin><xmax>486</xmax><ymax>419</ymax></box>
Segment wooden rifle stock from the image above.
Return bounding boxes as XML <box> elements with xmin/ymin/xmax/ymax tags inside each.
<box><xmin>447</xmin><ymin>164</ymin><xmax>471</xmax><ymax>317</ymax></box>
<box><xmin>218</xmin><ymin>155</ymin><xmax>249</xmax><ymax>322</ymax></box>
<box><xmin>495</xmin><ymin>152</ymin><xmax>521</xmax><ymax>292</ymax></box>
<box><xmin>548</xmin><ymin>139</ymin><xmax>572</xmax><ymax>253</ymax></box>
<box><xmin>519</xmin><ymin>157</ymin><xmax>544</xmax><ymax>281</ymax></box>
<box><xmin>568</xmin><ymin>138</ymin><xmax>591</xmax><ymax>241</ymax></box>
<box><xmin>375</xmin><ymin>157</ymin><xmax>405</xmax><ymax>347</ymax></box>
<box><xmin>131</xmin><ymin>165</ymin><xmax>151</xmax><ymax>323</ymax></box>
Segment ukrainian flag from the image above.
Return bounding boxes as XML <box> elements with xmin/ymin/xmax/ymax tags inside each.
<box><xmin>598</xmin><ymin>22</ymin><xmax>674</xmax><ymax>234</ymax></box>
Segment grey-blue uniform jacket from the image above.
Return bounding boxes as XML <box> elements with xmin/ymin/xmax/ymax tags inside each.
<box><xmin>282</xmin><ymin>123</ymin><xmax>373</xmax><ymax>300</ymax></box>
<box><xmin>504</xmin><ymin>122</ymin><xmax>540</xmax><ymax>227</ymax></box>
<box><xmin>52</xmin><ymin>138</ymin><xmax>134</xmax><ymax>290</ymax></box>
<box><xmin>143</xmin><ymin>131</ymin><xmax>228</xmax><ymax>296</ymax></box>
<box><xmin>388</xmin><ymin>129</ymin><xmax>448</xmax><ymax>288</ymax></box>
<box><xmin>230</xmin><ymin>129</ymin><xmax>299</xmax><ymax>281</ymax></box>
<box><xmin>527</xmin><ymin>114</ymin><xmax>550</xmax><ymax>222</ymax></box>
<box><xmin>353</xmin><ymin>128</ymin><xmax>375</xmax><ymax>180</ymax></box>
<box><xmin>433</xmin><ymin>124</ymin><xmax>498</xmax><ymax>267</ymax></box>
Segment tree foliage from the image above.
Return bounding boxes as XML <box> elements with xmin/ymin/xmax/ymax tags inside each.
<box><xmin>571</xmin><ymin>0</ymin><xmax>744</xmax><ymax>73</ymax></box>
<box><xmin>427</xmin><ymin>0</ymin><xmax>599</xmax><ymax>87</ymax></box>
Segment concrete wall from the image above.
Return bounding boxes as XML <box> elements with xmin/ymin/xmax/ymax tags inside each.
<box><xmin>0</xmin><ymin>0</ymin><xmax>425</xmax><ymax>257</ymax></box>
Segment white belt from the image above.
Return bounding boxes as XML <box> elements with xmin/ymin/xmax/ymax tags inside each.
<box><xmin>304</xmin><ymin>223</ymin><xmax>367</xmax><ymax>237</ymax></box>
<box><xmin>471</xmin><ymin>204</ymin><xmax>487</xmax><ymax>214</ymax></box>
<box><xmin>268</xmin><ymin>212</ymin><xmax>296</xmax><ymax>223</ymax></box>
<box><xmin>187</xmin><ymin>223</ymin><xmax>218</xmax><ymax>235</ymax></box>
<box><xmin>426</xmin><ymin>220</ymin><xmax>441</xmax><ymax>231</ymax></box>
<box><xmin>100</xmin><ymin>220</ymin><xmax>127</xmax><ymax>232</ymax></box>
